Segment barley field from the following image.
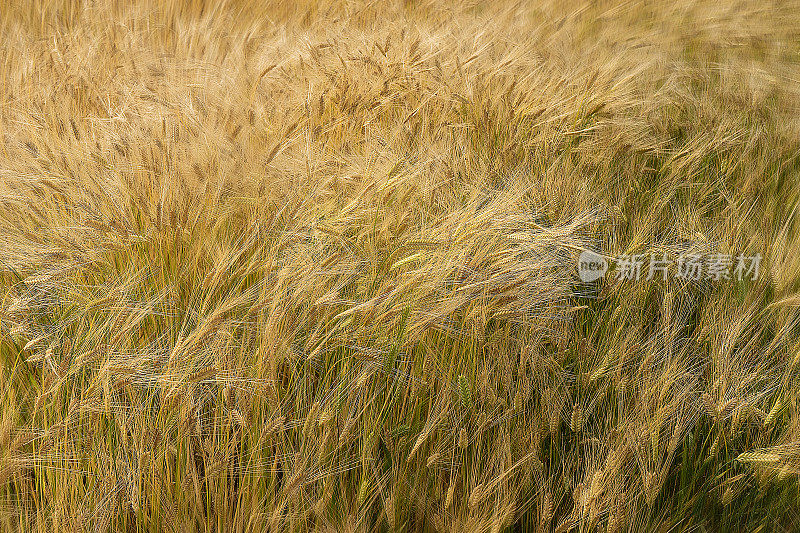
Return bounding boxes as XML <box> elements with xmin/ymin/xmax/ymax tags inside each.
<box><xmin>1</xmin><ymin>1</ymin><xmax>800</xmax><ymax>531</ymax></box>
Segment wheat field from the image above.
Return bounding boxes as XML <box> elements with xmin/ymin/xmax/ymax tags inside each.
<box><xmin>1</xmin><ymin>0</ymin><xmax>799</xmax><ymax>531</ymax></box>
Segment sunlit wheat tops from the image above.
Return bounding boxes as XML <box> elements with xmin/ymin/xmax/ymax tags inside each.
<box><xmin>1</xmin><ymin>0</ymin><xmax>800</xmax><ymax>531</ymax></box>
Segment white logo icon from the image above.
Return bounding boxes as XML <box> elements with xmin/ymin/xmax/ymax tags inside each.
<box><xmin>578</xmin><ymin>250</ymin><xmax>608</xmax><ymax>282</ymax></box>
